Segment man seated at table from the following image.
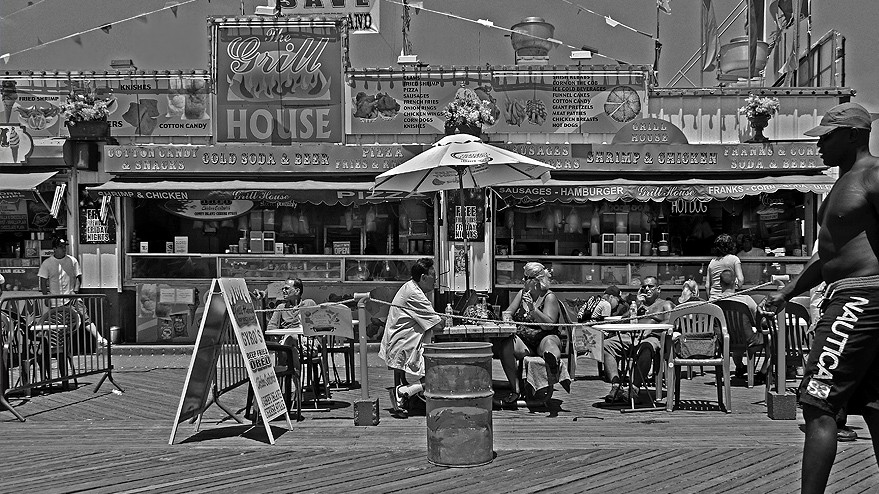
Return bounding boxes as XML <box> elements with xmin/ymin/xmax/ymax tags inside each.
<box><xmin>379</xmin><ymin>257</ymin><xmax>443</xmax><ymax>418</ymax></box>
<box><xmin>601</xmin><ymin>276</ymin><xmax>673</xmax><ymax>403</ymax></box>
<box><xmin>267</xmin><ymin>278</ymin><xmax>317</xmax><ymax>357</ymax></box>
<box><xmin>716</xmin><ymin>269</ymin><xmax>770</xmax><ymax>383</ymax></box>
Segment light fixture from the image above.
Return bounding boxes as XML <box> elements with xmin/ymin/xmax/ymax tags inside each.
<box><xmin>570</xmin><ymin>50</ymin><xmax>592</xmax><ymax>60</ymax></box>
<box><xmin>397</xmin><ymin>54</ymin><xmax>420</xmax><ymax>65</ymax></box>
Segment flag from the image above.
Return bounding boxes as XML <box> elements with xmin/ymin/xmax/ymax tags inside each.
<box><xmin>777</xmin><ymin>0</ymin><xmax>808</xmax><ymax>27</ymax></box>
<box><xmin>657</xmin><ymin>0</ymin><xmax>671</xmax><ymax>15</ymax></box>
<box><xmin>701</xmin><ymin>0</ymin><xmax>718</xmax><ymax>71</ymax></box>
<box><xmin>747</xmin><ymin>0</ymin><xmax>765</xmax><ymax>76</ymax></box>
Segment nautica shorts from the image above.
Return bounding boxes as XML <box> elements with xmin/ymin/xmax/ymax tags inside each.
<box><xmin>798</xmin><ymin>276</ymin><xmax>879</xmax><ymax>415</ymax></box>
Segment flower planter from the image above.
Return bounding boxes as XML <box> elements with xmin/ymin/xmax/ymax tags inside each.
<box><xmin>747</xmin><ymin>115</ymin><xmax>771</xmax><ymax>143</ymax></box>
<box><xmin>445</xmin><ymin>122</ymin><xmax>482</xmax><ymax>138</ymax></box>
<box><xmin>66</xmin><ymin>119</ymin><xmax>110</xmax><ymax>140</ymax></box>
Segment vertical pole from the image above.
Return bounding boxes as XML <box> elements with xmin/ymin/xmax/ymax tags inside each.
<box><xmin>653</xmin><ymin>6</ymin><xmax>661</xmax><ymax>83</ymax></box>
<box><xmin>700</xmin><ymin>0</ymin><xmax>705</xmax><ymax>87</ymax></box>
<box><xmin>457</xmin><ymin>167</ymin><xmax>470</xmax><ymax>294</ymax></box>
<box><xmin>356</xmin><ymin>293</ymin><xmax>370</xmax><ymax>401</ymax></box>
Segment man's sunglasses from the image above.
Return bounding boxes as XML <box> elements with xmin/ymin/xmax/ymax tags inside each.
<box><xmin>640</xmin><ymin>284</ymin><xmax>657</xmax><ymax>290</ymax></box>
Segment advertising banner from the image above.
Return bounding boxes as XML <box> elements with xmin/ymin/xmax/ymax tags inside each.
<box><xmin>102</xmin><ymin>144</ymin><xmax>419</xmax><ymax>174</ymax></box>
<box><xmin>254</xmin><ymin>0</ymin><xmax>380</xmax><ymax>34</ymax></box>
<box><xmin>212</xmin><ymin>19</ymin><xmax>344</xmax><ymax>143</ymax></box>
<box><xmin>0</xmin><ymin>124</ymin><xmax>34</xmax><ymax>164</ymax></box>
<box><xmin>348</xmin><ymin>69</ymin><xmax>648</xmax><ymax>135</ymax></box>
<box><xmin>1</xmin><ymin>79</ymin><xmax>67</xmax><ymax>137</ymax></box>
<box><xmin>75</xmin><ymin>76</ymin><xmax>213</xmax><ymax>137</ymax></box>
<box><xmin>1</xmin><ymin>76</ymin><xmax>212</xmax><ymax>138</ymax></box>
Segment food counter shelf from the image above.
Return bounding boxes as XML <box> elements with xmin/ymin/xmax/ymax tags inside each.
<box><xmin>127</xmin><ymin>254</ymin><xmax>425</xmax><ymax>284</ymax></box>
<box><xmin>495</xmin><ymin>255</ymin><xmax>809</xmax><ymax>290</ymax></box>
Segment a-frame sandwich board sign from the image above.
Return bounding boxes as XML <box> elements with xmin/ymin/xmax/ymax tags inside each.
<box><xmin>169</xmin><ymin>278</ymin><xmax>292</xmax><ymax>444</ymax></box>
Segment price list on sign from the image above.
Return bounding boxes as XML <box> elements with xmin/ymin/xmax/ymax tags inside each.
<box><xmin>80</xmin><ymin>208</ymin><xmax>116</xmax><ymax>244</ymax></box>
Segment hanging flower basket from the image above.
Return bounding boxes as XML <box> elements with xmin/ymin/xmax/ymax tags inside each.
<box><xmin>66</xmin><ymin>119</ymin><xmax>110</xmax><ymax>139</ymax></box>
<box><xmin>62</xmin><ymin>91</ymin><xmax>113</xmax><ymax>140</ymax></box>
<box><xmin>442</xmin><ymin>86</ymin><xmax>496</xmax><ymax>139</ymax></box>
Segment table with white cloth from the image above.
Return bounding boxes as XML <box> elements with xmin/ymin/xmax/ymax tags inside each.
<box><xmin>593</xmin><ymin>322</ymin><xmax>672</xmax><ymax>413</ymax></box>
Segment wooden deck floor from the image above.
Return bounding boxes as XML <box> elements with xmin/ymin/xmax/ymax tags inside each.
<box><xmin>1</xmin><ymin>348</ymin><xmax>877</xmax><ymax>493</ymax></box>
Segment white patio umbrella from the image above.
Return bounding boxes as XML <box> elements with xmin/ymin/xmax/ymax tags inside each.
<box><xmin>373</xmin><ymin>133</ymin><xmax>553</xmax><ymax>292</ymax></box>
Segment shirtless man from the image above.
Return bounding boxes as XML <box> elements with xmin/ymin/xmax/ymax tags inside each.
<box><xmin>764</xmin><ymin>102</ymin><xmax>879</xmax><ymax>493</ymax></box>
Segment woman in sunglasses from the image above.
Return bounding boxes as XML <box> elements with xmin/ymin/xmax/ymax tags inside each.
<box><xmin>495</xmin><ymin>262</ymin><xmax>563</xmax><ymax>405</ymax></box>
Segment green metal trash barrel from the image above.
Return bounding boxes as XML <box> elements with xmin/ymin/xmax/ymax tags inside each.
<box><xmin>423</xmin><ymin>342</ymin><xmax>494</xmax><ymax>467</ymax></box>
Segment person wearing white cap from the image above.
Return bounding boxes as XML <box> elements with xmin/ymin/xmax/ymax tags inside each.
<box><xmin>765</xmin><ymin>102</ymin><xmax>879</xmax><ymax>493</ymax></box>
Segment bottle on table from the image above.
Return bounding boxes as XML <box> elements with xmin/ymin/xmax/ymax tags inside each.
<box><xmin>629</xmin><ymin>300</ymin><xmax>638</xmax><ymax>323</ymax></box>
<box><xmin>444</xmin><ymin>303</ymin><xmax>454</xmax><ymax>327</ymax></box>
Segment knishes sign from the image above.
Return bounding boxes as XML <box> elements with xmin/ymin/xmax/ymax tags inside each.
<box><xmin>212</xmin><ymin>19</ymin><xmax>343</xmax><ymax>143</ymax></box>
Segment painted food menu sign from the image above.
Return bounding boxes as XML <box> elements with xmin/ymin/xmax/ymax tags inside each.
<box><xmin>349</xmin><ymin>69</ymin><xmax>647</xmax><ymax>135</ymax></box>
<box><xmin>212</xmin><ymin>19</ymin><xmax>344</xmax><ymax>143</ymax></box>
<box><xmin>1</xmin><ymin>76</ymin><xmax>212</xmax><ymax>137</ymax></box>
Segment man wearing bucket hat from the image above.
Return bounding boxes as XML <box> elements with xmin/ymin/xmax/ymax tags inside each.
<box><xmin>764</xmin><ymin>102</ymin><xmax>879</xmax><ymax>493</ymax></box>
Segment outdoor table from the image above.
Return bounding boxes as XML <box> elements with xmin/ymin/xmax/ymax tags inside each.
<box><xmin>264</xmin><ymin>325</ymin><xmax>335</xmax><ymax>407</ymax></box>
<box><xmin>593</xmin><ymin>322</ymin><xmax>672</xmax><ymax>413</ymax></box>
<box><xmin>437</xmin><ymin>322</ymin><xmax>516</xmax><ymax>341</ymax></box>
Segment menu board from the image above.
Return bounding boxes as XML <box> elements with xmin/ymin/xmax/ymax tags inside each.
<box><xmin>349</xmin><ymin>69</ymin><xmax>648</xmax><ymax>135</ymax></box>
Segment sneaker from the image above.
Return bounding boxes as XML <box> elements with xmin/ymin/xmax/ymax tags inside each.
<box><xmin>604</xmin><ymin>382</ymin><xmax>623</xmax><ymax>403</ymax></box>
<box><xmin>389</xmin><ymin>385</ymin><xmax>408</xmax><ymax>418</ymax></box>
<box><xmin>838</xmin><ymin>427</ymin><xmax>858</xmax><ymax>442</ymax></box>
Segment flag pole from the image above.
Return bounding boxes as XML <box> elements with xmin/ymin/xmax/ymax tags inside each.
<box><xmin>653</xmin><ymin>3</ymin><xmax>661</xmax><ymax>83</ymax></box>
<box><xmin>700</xmin><ymin>0</ymin><xmax>705</xmax><ymax>87</ymax></box>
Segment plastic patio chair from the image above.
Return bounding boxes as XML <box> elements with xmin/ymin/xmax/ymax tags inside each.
<box><xmin>714</xmin><ymin>298</ymin><xmax>769</xmax><ymax>388</ymax></box>
<box><xmin>664</xmin><ymin>301</ymin><xmax>731</xmax><ymax>412</ymax></box>
<box><xmin>35</xmin><ymin>306</ymin><xmax>81</xmax><ymax>389</ymax></box>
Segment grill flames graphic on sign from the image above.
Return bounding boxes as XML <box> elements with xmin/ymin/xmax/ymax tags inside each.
<box><xmin>215</xmin><ymin>22</ymin><xmax>343</xmax><ymax>143</ymax></box>
<box><xmin>224</xmin><ymin>33</ymin><xmax>331</xmax><ymax>102</ymax></box>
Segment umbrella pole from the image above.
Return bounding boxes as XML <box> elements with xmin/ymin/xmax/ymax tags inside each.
<box><xmin>456</xmin><ymin>168</ymin><xmax>471</xmax><ymax>294</ymax></box>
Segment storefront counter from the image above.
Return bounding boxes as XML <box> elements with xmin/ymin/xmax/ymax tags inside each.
<box><xmin>0</xmin><ymin>258</ymin><xmax>42</xmax><ymax>292</ymax></box>
<box><xmin>127</xmin><ymin>254</ymin><xmax>427</xmax><ymax>343</ymax></box>
<box><xmin>495</xmin><ymin>255</ymin><xmax>809</xmax><ymax>291</ymax></box>
<box><xmin>128</xmin><ymin>254</ymin><xmax>424</xmax><ymax>284</ymax></box>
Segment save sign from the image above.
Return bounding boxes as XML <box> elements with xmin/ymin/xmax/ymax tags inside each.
<box><xmin>212</xmin><ymin>19</ymin><xmax>343</xmax><ymax>143</ymax></box>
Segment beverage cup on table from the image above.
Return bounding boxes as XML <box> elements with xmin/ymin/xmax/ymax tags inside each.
<box><xmin>491</xmin><ymin>304</ymin><xmax>501</xmax><ymax>320</ymax></box>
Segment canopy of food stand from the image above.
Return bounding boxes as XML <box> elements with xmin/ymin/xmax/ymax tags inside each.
<box><xmin>493</xmin><ymin>174</ymin><xmax>836</xmax><ymax>203</ymax></box>
<box><xmin>0</xmin><ymin>171</ymin><xmax>59</xmax><ymax>200</ymax></box>
<box><xmin>88</xmin><ymin>179</ymin><xmax>421</xmax><ymax>205</ymax></box>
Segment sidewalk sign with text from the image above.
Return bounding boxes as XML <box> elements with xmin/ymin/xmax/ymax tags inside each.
<box><xmin>169</xmin><ymin>278</ymin><xmax>292</xmax><ymax>445</ymax></box>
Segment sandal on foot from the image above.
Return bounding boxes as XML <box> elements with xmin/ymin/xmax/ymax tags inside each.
<box><xmin>501</xmin><ymin>392</ymin><xmax>520</xmax><ymax>406</ymax></box>
<box><xmin>604</xmin><ymin>382</ymin><xmax>622</xmax><ymax>403</ymax></box>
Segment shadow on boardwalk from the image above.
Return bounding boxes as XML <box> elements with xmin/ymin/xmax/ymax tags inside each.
<box><xmin>1</xmin><ymin>348</ymin><xmax>876</xmax><ymax>493</ymax></box>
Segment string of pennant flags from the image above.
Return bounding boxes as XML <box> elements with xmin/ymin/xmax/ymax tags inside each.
<box><xmin>0</xmin><ymin>0</ymin><xmax>199</xmax><ymax>64</ymax></box>
<box><xmin>1</xmin><ymin>0</ymin><xmax>666</xmax><ymax>68</ymax></box>
<box><xmin>383</xmin><ymin>0</ymin><xmax>646</xmax><ymax>65</ymax></box>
